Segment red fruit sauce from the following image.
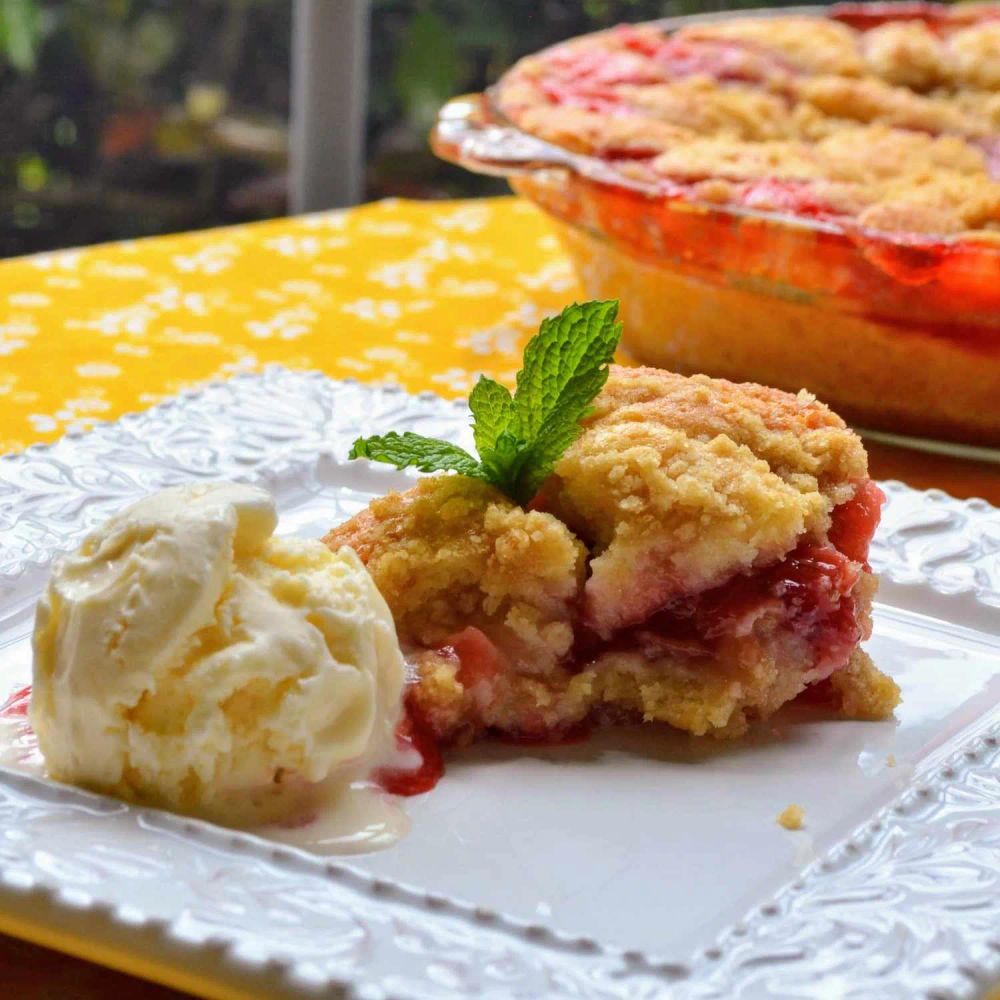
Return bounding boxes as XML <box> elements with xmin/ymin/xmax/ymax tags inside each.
<box><xmin>830</xmin><ymin>2</ymin><xmax>979</xmax><ymax>31</ymax></box>
<box><xmin>828</xmin><ymin>479</ymin><xmax>885</xmax><ymax>566</ymax></box>
<box><xmin>444</xmin><ymin>626</ymin><xmax>590</xmax><ymax>744</ymax></box>
<box><xmin>373</xmin><ymin>702</ymin><xmax>444</xmax><ymax>797</ymax></box>
<box><xmin>0</xmin><ymin>685</ymin><xmax>31</xmax><ymax>719</ymax></box>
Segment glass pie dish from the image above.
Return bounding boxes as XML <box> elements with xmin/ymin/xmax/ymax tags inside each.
<box><xmin>431</xmin><ymin>4</ymin><xmax>1000</xmax><ymax>447</ymax></box>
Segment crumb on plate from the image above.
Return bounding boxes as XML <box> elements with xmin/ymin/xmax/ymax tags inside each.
<box><xmin>777</xmin><ymin>804</ymin><xmax>805</xmax><ymax>830</ymax></box>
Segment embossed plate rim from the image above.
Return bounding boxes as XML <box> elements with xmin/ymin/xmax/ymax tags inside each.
<box><xmin>0</xmin><ymin>366</ymin><xmax>997</xmax><ymax>1000</ymax></box>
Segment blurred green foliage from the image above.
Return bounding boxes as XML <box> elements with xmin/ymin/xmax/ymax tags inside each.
<box><xmin>0</xmin><ymin>0</ymin><xmax>291</xmax><ymax>256</ymax></box>
<box><xmin>0</xmin><ymin>0</ymin><xmax>45</xmax><ymax>72</ymax></box>
<box><xmin>68</xmin><ymin>5</ymin><xmax>180</xmax><ymax>98</ymax></box>
<box><xmin>1</xmin><ymin>0</ymin><xmax>809</xmax><ymax>255</ymax></box>
<box><xmin>392</xmin><ymin>8</ymin><xmax>459</xmax><ymax>134</ymax></box>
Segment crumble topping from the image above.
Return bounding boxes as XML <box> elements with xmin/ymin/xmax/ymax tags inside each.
<box><xmin>777</xmin><ymin>803</ymin><xmax>806</xmax><ymax>830</ymax></box>
<box><xmin>325</xmin><ymin>475</ymin><xmax>585</xmax><ymax>676</ymax></box>
<box><xmin>679</xmin><ymin>16</ymin><xmax>867</xmax><ymax>76</ymax></box>
<box><xmin>494</xmin><ymin>4</ymin><xmax>1000</xmax><ymax>236</ymax></box>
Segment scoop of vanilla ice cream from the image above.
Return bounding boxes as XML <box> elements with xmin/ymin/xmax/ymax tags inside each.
<box><xmin>30</xmin><ymin>482</ymin><xmax>404</xmax><ymax>824</ymax></box>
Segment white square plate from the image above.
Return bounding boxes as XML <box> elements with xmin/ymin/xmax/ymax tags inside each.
<box><xmin>1</xmin><ymin>368</ymin><xmax>998</xmax><ymax>1000</ymax></box>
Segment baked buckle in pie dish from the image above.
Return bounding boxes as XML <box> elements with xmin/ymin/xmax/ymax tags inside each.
<box><xmin>326</xmin><ymin>365</ymin><xmax>899</xmax><ymax>746</ymax></box>
<box><xmin>432</xmin><ymin>4</ymin><xmax>1000</xmax><ymax>446</ymax></box>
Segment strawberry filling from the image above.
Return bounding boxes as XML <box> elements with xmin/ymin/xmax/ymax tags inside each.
<box><xmin>422</xmin><ymin>482</ymin><xmax>883</xmax><ymax>743</ymax></box>
<box><xmin>540</xmin><ymin>43</ymin><xmax>667</xmax><ymax>112</ymax></box>
<box><xmin>448</xmin><ymin>626</ymin><xmax>504</xmax><ymax>690</ymax></box>
<box><xmin>538</xmin><ymin>84</ymin><xmax>626</xmax><ymax>115</ymax></box>
<box><xmin>557</xmin><ymin>25</ymin><xmax>801</xmax><ymax>94</ymax></box>
<box><xmin>830</xmin><ymin>2</ymin><xmax>965</xmax><ymax>31</ymax></box>
<box><xmin>0</xmin><ymin>685</ymin><xmax>31</xmax><ymax>718</ymax></box>
<box><xmin>583</xmin><ymin>480</ymin><xmax>883</xmax><ymax>678</ymax></box>
<box><xmin>539</xmin><ymin>31</ymin><xmax>798</xmax><ymax>115</ymax></box>
<box><xmin>585</xmin><ymin>541</ymin><xmax>862</xmax><ymax>679</ymax></box>
<box><xmin>702</xmin><ymin>543</ymin><xmax>862</xmax><ymax>677</ymax></box>
<box><xmin>545</xmin><ymin>44</ymin><xmax>667</xmax><ymax>90</ymax></box>
<box><xmin>828</xmin><ymin>479</ymin><xmax>884</xmax><ymax>565</ymax></box>
<box><xmin>614</xmin><ymin>24</ymin><xmax>667</xmax><ymax>59</ymax></box>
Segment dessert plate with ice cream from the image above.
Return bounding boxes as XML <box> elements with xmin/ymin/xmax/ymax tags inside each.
<box><xmin>0</xmin><ymin>302</ymin><xmax>997</xmax><ymax>999</ymax></box>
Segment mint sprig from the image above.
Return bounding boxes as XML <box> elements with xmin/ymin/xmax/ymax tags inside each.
<box><xmin>348</xmin><ymin>300</ymin><xmax>621</xmax><ymax>505</ymax></box>
<box><xmin>348</xmin><ymin>432</ymin><xmax>482</xmax><ymax>478</ymax></box>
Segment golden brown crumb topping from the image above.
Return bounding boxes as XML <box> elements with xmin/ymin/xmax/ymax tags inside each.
<box><xmin>796</xmin><ymin>75</ymin><xmax>988</xmax><ymax>136</ymax></box>
<box><xmin>823</xmin><ymin>648</ymin><xmax>901</xmax><ymax>720</ymax></box>
<box><xmin>618</xmin><ymin>79</ymin><xmax>795</xmax><ymax>142</ymax></box>
<box><xmin>324</xmin><ymin>476</ymin><xmax>585</xmax><ymax>673</ymax></box>
<box><xmin>777</xmin><ymin>803</ymin><xmax>806</xmax><ymax>830</ymax></box>
<box><xmin>861</xmin><ymin>22</ymin><xmax>954</xmax><ymax>90</ymax></box>
<box><xmin>951</xmin><ymin>22</ymin><xmax>1000</xmax><ymax>90</ymax></box>
<box><xmin>680</xmin><ymin>17</ymin><xmax>866</xmax><ymax>76</ymax></box>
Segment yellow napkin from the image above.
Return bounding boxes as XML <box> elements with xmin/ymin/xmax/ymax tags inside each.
<box><xmin>0</xmin><ymin>197</ymin><xmax>580</xmax><ymax>454</ymax></box>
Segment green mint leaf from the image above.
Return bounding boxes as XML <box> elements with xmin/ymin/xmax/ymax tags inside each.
<box><xmin>511</xmin><ymin>300</ymin><xmax>620</xmax><ymax>445</ymax></box>
<box><xmin>500</xmin><ymin>300</ymin><xmax>620</xmax><ymax>503</ymax></box>
<box><xmin>513</xmin><ymin>395</ymin><xmax>600</xmax><ymax>502</ymax></box>
<box><xmin>347</xmin><ymin>300</ymin><xmax>622</xmax><ymax>506</ymax></box>
<box><xmin>349</xmin><ymin>432</ymin><xmax>483</xmax><ymax>477</ymax></box>
<box><xmin>468</xmin><ymin>375</ymin><xmax>514</xmax><ymax>457</ymax></box>
<box><xmin>477</xmin><ymin>427</ymin><xmax>520</xmax><ymax>497</ymax></box>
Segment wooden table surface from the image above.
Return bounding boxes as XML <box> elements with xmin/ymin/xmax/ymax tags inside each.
<box><xmin>0</xmin><ymin>933</ymin><xmax>190</xmax><ymax>998</ymax></box>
